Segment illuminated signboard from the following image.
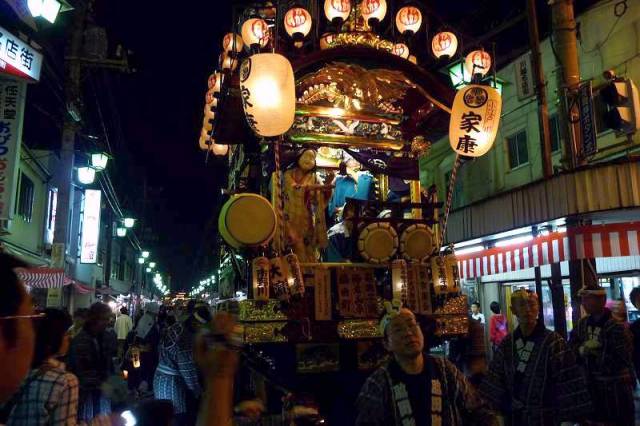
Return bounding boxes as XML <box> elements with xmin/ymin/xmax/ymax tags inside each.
<box><xmin>0</xmin><ymin>25</ymin><xmax>43</xmax><ymax>82</ymax></box>
<box><xmin>80</xmin><ymin>189</ymin><xmax>101</xmax><ymax>264</ymax></box>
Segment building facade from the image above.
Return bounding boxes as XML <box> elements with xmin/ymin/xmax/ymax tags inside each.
<box><xmin>420</xmin><ymin>0</ymin><xmax>640</xmax><ymax>333</ymax></box>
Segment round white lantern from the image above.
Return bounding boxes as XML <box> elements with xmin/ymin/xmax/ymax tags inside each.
<box><xmin>465</xmin><ymin>49</ymin><xmax>492</xmax><ymax>77</ymax></box>
<box><xmin>395</xmin><ymin>6</ymin><xmax>422</xmax><ymax>34</ymax></box>
<box><xmin>222</xmin><ymin>33</ymin><xmax>243</xmax><ymax>53</ymax></box>
<box><xmin>320</xmin><ymin>33</ymin><xmax>336</xmax><ymax>50</ymax></box>
<box><xmin>219</xmin><ymin>53</ymin><xmax>238</xmax><ymax>71</ymax></box>
<box><xmin>284</xmin><ymin>7</ymin><xmax>312</xmax><ymax>39</ymax></box>
<box><xmin>205</xmin><ymin>89</ymin><xmax>218</xmax><ymax>107</ymax></box>
<box><xmin>361</xmin><ymin>0</ymin><xmax>387</xmax><ymax>24</ymax></box>
<box><xmin>211</xmin><ymin>143</ymin><xmax>229</xmax><ymax>156</ymax></box>
<box><xmin>431</xmin><ymin>31</ymin><xmax>458</xmax><ymax>59</ymax></box>
<box><xmin>207</xmin><ymin>72</ymin><xmax>223</xmax><ymax>91</ymax></box>
<box><xmin>324</xmin><ymin>0</ymin><xmax>351</xmax><ymax>22</ymax></box>
<box><xmin>202</xmin><ymin>115</ymin><xmax>213</xmax><ymax>132</ymax></box>
<box><xmin>199</xmin><ymin>133</ymin><xmax>211</xmax><ymax>151</ymax></box>
<box><xmin>204</xmin><ymin>105</ymin><xmax>215</xmax><ymax>120</ymax></box>
<box><xmin>238</xmin><ymin>53</ymin><xmax>296</xmax><ymax>137</ymax></box>
<box><xmin>392</xmin><ymin>43</ymin><xmax>410</xmax><ymax>59</ymax></box>
<box><xmin>241</xmin><ymin>18</ymin><xmax>270</xmax><ymax>48</ymax></box>
<box><xmin>449</xmin><ymin>84</ymin><xmax>502</xmax><ymax>157</ymax></box>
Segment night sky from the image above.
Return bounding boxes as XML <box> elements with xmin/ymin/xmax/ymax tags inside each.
<box><xmin>22</xmin><ymin>0</ymin><xmax>592</xmax><ymax>291</ymax></box>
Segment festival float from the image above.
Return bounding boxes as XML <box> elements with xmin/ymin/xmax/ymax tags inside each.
<box><xmin>199</xmin><ymin>0</ymin><xmax>502</xmax><ymax>419</ymax></box>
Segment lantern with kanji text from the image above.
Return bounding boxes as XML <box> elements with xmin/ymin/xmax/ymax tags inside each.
<box><xmin>395</xmin><ymin>6</ymin><xmax>422</xmax><ymax>35</ymax></box>
<box><xmin>431</xmin><ymin>31</ymin><xmax>458</xmax><ymax>59</ymax></box>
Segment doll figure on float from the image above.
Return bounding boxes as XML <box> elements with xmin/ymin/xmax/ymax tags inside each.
<box><xmin>280</xmin><ymin>148</ymin><xmax>332</xmax><ymax>262</ymax></box>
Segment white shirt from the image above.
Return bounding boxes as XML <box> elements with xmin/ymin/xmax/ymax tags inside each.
<box><xmin>115</xmin><ymin>313</ymin><xmax>133</xmax><ymax>340</ymax></box>
<box><xmin>472</xmin><ymin>312</ymin><xmax>486</xmax><ymax>324</ymax></box>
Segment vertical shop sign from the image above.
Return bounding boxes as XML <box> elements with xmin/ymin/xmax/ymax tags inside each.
<box><xmin>0</xmin><ymin>78</ymin><xmax>26</xmax><ymax>220</ymax></box>
<box><xmin>578</xmin><ymin>81</ymin><xmax>597</xmax><ymax>157</ymax></box>
<box><xmin>80</xmin><ymin>189</ymin><xmax>102</xmax><ymax>263</ymax></box>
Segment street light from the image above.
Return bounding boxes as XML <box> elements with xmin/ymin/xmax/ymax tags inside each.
<box><xmin>149</xmin><ymin>262</ymin><xmax>156</xmax><ymax>268</ymax></box>
<box><xmin>77</xmin><ymin>167</ymin><xmax>96</xmax><ymax>185</ymax></box>
<box><xmin>91</xmin><ymin>152</ymin><xmax>110</xmax><ymax>171</ymax></box>
<box><xmin>123</xmin><ymin>217</ymin><xmax>136</xmax><ymax>228</ymax></box>
<box><xmin>142</xmin><ymin>251</ymin><xmax>150</xmax><ymax>259</ymax></box>
<box><xmin>28</xmin><ymin>0</ymin><xmax>63</xmax><ymax>23</ymax></box>
<box><xmin>146</xmin><ymin>267</ymin><xmax>151</xmax><ymax>273</ymax></box>
<box><xmin>138</xmin><ymin>257</ymin><xmax>145</xmax><ymax>264</ymax></box>
<box><xmin>116</xmin><ymin>227</ymin><xmax>127</xmax><ymax>237</ymax></box>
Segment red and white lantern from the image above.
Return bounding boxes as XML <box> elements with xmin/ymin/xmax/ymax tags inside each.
<box><xmin>395</xmin><ymin>6</ymin><xmax>422</xmax><ymax>34</ymax></box>
<box><xmin>324</xmin><ymin>0</ymin><xmax>351</xmax><ymax>22</ymax></box>
<box><xmin>284</xmin><ymin>7</ymin><xmax>312</xmax><ymax>39</ymax></box>
<box><xmin>465</xmin><ymin>49</ymin><xmax>492</xmax><ymax>77</ymax></box>
<box><xmin>222</xmin><ymin>33</ymin><xmax>243</xmax><ymax>53</ymax></box>
<box><xmin>431</xmin><ymin>31</ymin><xmax>458</xmax><ymax>59</ymax></box>
<box><xmin>241</xmin><ymin>18</ymin><xmax>270</xmax><ymax>48</ymax></box>
<box><xmin>392</xmin><ymin>43</ymin><xmax>410</xmax><ymax>59</ymax></box>
<box><xmin>360</xmin><ymin>0</ymin><xmax>387</xmax><ymax>23</ymax></box>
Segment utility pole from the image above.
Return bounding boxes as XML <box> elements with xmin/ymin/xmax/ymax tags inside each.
<box><xmin>551</xmin><ymin>0</ymin><xmax>581</xmax><ymax>169</ymax></box>
<box><xmin>52</xmin><ymin>0</ymin><xmax>88</xmax><ymax>264</ymax></box>
<box><xmin>527</xmin><ymin>0</ymin><xmax>553</xmax><ymax>179</ymax></box>
<box><xmin>550</xmin><ymin>0</ymin><xmax>597</xmax><ymax>325</ymax></box>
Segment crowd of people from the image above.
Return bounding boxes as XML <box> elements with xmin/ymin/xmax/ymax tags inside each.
<box><xmin>3</xmin><ymin>251</ymin><xmax>640</xmax><ymax>425</ymax></box>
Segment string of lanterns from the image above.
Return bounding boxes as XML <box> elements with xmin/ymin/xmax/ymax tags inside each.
<box><xmin>198</xmin><ymin>1</ymin><xmax>500</xmax><ymax>161</ymax></box>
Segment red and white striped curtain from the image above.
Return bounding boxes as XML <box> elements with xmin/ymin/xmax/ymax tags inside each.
<box><xmin>457</xmin><ymin>222</ymin><xmax>640</xmax><ymax>279</ymax></box>
<box><xmin>16</xmin><ymin>268</ymin><xmax>66</xmax><ymax>288</ymax></box>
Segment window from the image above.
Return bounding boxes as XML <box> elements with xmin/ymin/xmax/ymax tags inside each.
<box><xmin>507</xmin><ymin>130</ymin><xmax>529</xmax><ymax>169</ymax></box>
<box><xmin>16</xmin><ymin>172</ymin><xmax>34</xmax><ymax>222</ymax></box>
<box><xmin>549</xmin><ymin>115</ymin><xmax>563</xmax><ymax>153</ymax></box>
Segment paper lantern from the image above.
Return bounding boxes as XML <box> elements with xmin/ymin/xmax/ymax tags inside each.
<box><xmin>465</xmin><ymin>49</ymin><xmax>492</xmax><ymax>77</ymax></box>
<box><xmin>395</xmin><ymin>6</ymin><xmax>422</xmax><ymax>34</ymax></box>
<box><xmin>449</xmin><ymin>84</ymin><xmax>502</xmax><ymax>157</ymax></box>
<box><xmin>431</xmin><ymin>31</ymin><xmax>458</xmax><ymax>59</ymax></box>
<box><xmin>208</xmin><ymin>72</ymin><xmax>223</xmax><ymax>91</ymax></box>
<box><xmin>211</xmin><ymin>143</ymin><xmax>229</xmax><ymax>156</ymax></box>
<box><xmin>238</xmin><ymin>53</ymin><xmax>296</xmax><ymax>137</ymax></box>
<box><xmin>219</xmin><ymin>53</ymin><xmax>238</xmax><ymax>71</ymax></box>
<box><xmin>252</xmin><ymin>257</ymin><xmax>271</xmax><ymax>301</ymax></box>
<box><xmin>204</xmin><ymin>105</ymin><xmax>215</xmax><ymax>120</ymax></box>
<box><xmin>320</xmin><ymin>33</ymin><xmax>336</xmax><ymax>50</ymax></box>
<box><xmin>392</xmin><ymin>43</ymin><xmax>410</xmax><ymax>59</ymax></box>
<box><xmin>284</xmin><ymin>253</ymin><xmax>305</xmax><ymax>296</ymax></box>
<box><xmin>199</xmin><ymin>130</ymin><xmax>211</xmax><ymax>151</ymax></box>
<box><xmin>222</xmin><ymin>32</ymin><xmax>243</xmax><ymax>53</ymax></box>
<box><xmin>284</xmin><ymin>7</ymin><xmax>312</xmax><ymax>39</ymax></box>
<box><xmin>205</xmin><ymin>89</ymin><xmax>218</xmax><ymax>107</ymax></box>
<box><xmin>77</xmin><ymin>166</ymin><xmax>95</xmax><ymax>184</ymax></box>
<box><xmin>241</xmin><ymin>18</ymin><xmax>270</xmax><ymax>48</ymax></box>
<box><xmin>391</xmin><ymin>259</ymin><xmax>408</xmax><ymax>304</ymax></box>
<box><xmin>360</xmin><ymin>0</ymin><xmax>386</xmax><ymax>24</ymax></box>
<box><xmin>324</xmin><ymin>0</ymin><xmax>351</xmax><ymax>22</ymax></box>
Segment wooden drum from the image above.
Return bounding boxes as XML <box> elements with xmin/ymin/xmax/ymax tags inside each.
<box><xmin>400</xmin><ymin>224</ymin><xmax>434</xmax><ymax>262</ymax></box>
<box><xmin>357</xmin><ymin>222</ymin><xmax>399</xmax><ymax>264</ymax></box>
<box><xmin>218</xmin><ymin>193</ymin><xmax>277</xmax><ymax>249</ymax></box>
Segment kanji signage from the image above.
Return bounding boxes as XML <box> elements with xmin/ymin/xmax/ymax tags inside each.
<box><xmin>449</xmin><ymin>84</ymin><xmax>502</xmax><ymax>157</ymax></box>
<box><xmin>0</xmin><ymin>26</ymin><xmax>43</xmax><ymax>82</ymax></box>
<box><xmin>80</xmin><ymin>189</ymin><xmax>102</xmax><ymax>264</ymax></box>
<box><xmin>578</xmin><ymin>81</ymin><xmax>597</xmax><ymax>157</ymax></box>
<box><xmin>0</xmin><ymin>78</ymin><xmax>26</xmax><ymax>220</ymax></box>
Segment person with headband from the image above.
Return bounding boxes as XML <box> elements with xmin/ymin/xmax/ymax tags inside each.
<box><xmin>569</xmin><ymin>285</ymin><xmax>635</xmax><ymax>425</ymax></box>
<box><xmin>154</xmin><ymin>304</ymin><xmax>212</xmax><ymax>426</ymax></box>
<box><xmin>356</xmin><ymin>302</ymin><xmax>497</xmax><ymax>425</ymax></box>
<box><xmin>480</xmin><ymin>289</ymin><xmax>592</xmax><ymax>425</ymax></box>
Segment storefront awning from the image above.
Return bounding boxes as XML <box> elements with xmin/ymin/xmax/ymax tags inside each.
<box><xmin>17</xmin><ymin>268</ymin><xmax>67</xmax><ymax>288</ymax></box>
<box><xmin>458</xmin><ymin>222</ymin><xmax>640</xmax><ymax>279</ymax></box>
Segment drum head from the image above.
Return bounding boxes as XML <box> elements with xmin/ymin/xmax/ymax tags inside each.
<box><xmin>400</xmin><ymin>224</ymin><xmax>434</xmax><ymax>261</ymax></box>
<box><xmin>358</xmin><ymin>222</ymin><xmax>398</xmax><ymax>263</ymax></box>
<box><xmin>219</xmin><ymin>194</ymin><xmax>276</xmax><ymax>248</ymax></box>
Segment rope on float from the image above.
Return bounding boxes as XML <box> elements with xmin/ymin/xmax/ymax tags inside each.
<box><xmin>273</xmin><ymin>136</ymin><xmax>286</xmax><ymax>253</ymax></box>
<box><xmin>439</xmin><ymin>153</ymin><xmax>461</xmax><ymax>253</ymax></box>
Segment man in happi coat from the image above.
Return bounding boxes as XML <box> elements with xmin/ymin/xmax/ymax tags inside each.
<box><xmin>569</xmin><ymin>286</ymin><xmax>635</xmax><ymax>426</ymax></box>
<box><xmin>480</xmin><ymin>289</ymin><xmax>592</xmax><ymax>425</ymax></box>
<box><xmin>356</xmin><ymin>303</ymin><xmax>497</xmax><ymax>426</ymax></box>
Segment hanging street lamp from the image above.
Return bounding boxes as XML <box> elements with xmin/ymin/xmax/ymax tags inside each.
<box><xmin>77</xmin><ymin>166</ymin><xmax>96</xmax><ymax>185</ymax></box>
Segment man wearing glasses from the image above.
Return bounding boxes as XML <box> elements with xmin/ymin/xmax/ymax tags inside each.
<box><xmin>0</xmin><ymin>253</ymin><xmax>37</xmax><ymax>405</ymax></box>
